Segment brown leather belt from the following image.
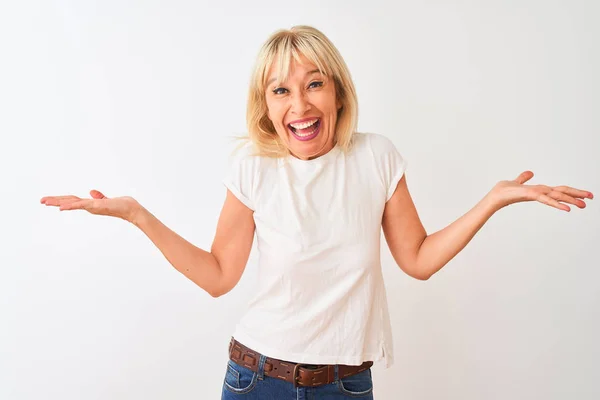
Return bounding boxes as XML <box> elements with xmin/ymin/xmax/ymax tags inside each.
<box><xmin>228</xmin><ymin>337</ymin><xmax>373</xmax><ymax>387</ymax></box>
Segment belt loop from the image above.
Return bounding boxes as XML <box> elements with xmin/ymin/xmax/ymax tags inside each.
<box><xmin>228</xmin><ymin>337</ymin><xmax>234</xmax><ymax>357</ymax></box>
<box><xmin>257</xmin><ymin>354</ymin><xmax>267</xmax><ymax>380</ymax></box>
<box><xmin>334</xmin><ymin>365</ymin><xmax>339</xmax><ymax>382</ymax></box>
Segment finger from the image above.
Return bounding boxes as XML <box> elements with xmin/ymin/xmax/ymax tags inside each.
<box><xmin>59</xmin><ymin>199</ymin><xmax>93</xmax><ymax>211</ymax></box>
<box><xmin>514</xmin><ymin>171</ymin><xmax>534</xmax><ymax>185</ymax></box>
<box><xmin>553</xmin><ymin>186</ymin><xmax>594</xmax><ymax>200</ymax></box>
<box><xmin>538</xmin><ymin>193</ymin><xmax>570</xmax><ymax>212</ymax></box>
<box><xmin>45</xmin><ymin>199</ymin><xmax>82</xmax><ymax>208</ymax></box>
<box><xmin>41</xmin><ymin>195</ymin><xmax>78</xmax><ymax>203</ymax></box>
<box><xmin>41</xmin><ymin>195</ymin><xmax>80</xmax><ymax>206</ymax></box>
<box><xmin>548</xmin><ymin>190</ymin><xmax>586</xmax><ymax>209</ymax></box>
<box><xmin>90</xmin><ymin>190</ymin><xmax>107</xmax><ymax>199</ymax></box>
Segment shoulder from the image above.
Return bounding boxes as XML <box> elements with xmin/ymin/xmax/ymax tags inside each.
<box><xmin>225</xmin><ymin>138</ymin><xmax>281</xmax><ymax>184</ymax></box>
<box><xmin>226</xmin><ymin>139</ymin><xmax>268</xmax><ymax>169</ymax></box>
<box><xmin>350</xmin><ymin>132</ymin><xmax>400</xmax><ymax>156</ymax></box>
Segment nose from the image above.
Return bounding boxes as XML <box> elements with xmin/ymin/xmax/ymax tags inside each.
<box><xmin>290</xmin><ymin>91</ymin><xmax>311</xmax><ymax>115</ymax></box>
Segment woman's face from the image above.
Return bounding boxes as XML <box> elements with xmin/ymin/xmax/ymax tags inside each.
<box><xmin>265</xmin><ymin>56</ymin><xmax>341</xmax><ymax>160</ymax></box>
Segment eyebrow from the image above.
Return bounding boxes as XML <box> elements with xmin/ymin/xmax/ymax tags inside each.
<box><xmin>266</xmin><ymin>69</ymin><xmax>322</xmax><ymax>87</ymax></box>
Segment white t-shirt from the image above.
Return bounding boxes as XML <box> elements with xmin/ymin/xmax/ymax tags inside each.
<box><xmin>222</xmin><ymin>132</ymin><xmax>407</xmax><ymax>369</ymax></box>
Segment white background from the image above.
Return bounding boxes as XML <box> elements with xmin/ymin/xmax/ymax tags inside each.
<box><xmin>1</xmin><ymin>0</ymin><xmax>599</xmax><ymax>399</ymax></box>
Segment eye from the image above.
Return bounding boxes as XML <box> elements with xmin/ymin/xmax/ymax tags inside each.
<box><xmin>309</xmin><ymin>81</ymin><xmax>323</xmax><ymax>89</ymax></box>
<box><xmin>272</xmin><ymin>87</ymin><xmax>288</xmax><ymax>95</ymax></box>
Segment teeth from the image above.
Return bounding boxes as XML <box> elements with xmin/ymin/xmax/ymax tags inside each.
<box><xmin>295</xmin><ymin>130</ymin><xmax>315</xmax><ymax>137</ymax></box>
<box><xmin>290</xmin><ymin>119</ymin><xmax>318</xmax><ymax>129</ymax></box>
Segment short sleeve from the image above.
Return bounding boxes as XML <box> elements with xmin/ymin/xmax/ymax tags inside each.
<box><xmin>368</xmin><ymin>133</ymin><xmax>408</xmax><ymax>202</ymax></box>
<box><xmin>222</xmin><ymin>142</ymin><xmax>259</xmax><ymax>211</ymax></box>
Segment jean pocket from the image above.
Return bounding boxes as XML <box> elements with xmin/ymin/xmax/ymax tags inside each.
<box><xmin>337</xmin><ymin>368</ymin><xmax>373</xmax><ymax>397</ymax></box>
<box><xmin>223</xmin><ymin>359</ymin><xmax>258</xmax><ymax>394</ymax></box>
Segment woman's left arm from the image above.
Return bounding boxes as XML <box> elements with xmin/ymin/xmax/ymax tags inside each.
<box><xmin>382</xmin><ymin>171</ymin><xmax>594</xmax><ymax>281</ymax></box>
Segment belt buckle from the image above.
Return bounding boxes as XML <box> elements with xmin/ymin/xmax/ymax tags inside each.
<box><xmin>292</xmin><ymin>363</ymin><xmax>312</xmax><ymax>387</ymax></box>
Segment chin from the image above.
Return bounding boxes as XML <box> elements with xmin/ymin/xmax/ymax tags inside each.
<box><xmin>291</xmin><ymin>139</ymin><xmax>331</xmax><ymax>158</ymax></box>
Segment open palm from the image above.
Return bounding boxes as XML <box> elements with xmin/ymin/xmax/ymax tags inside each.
<box><xmin>40</xmin><ymin>190</ymin><xmax>141</xmax><ymax>222</ymax></box>
<box><xmin>492</xmin><ymin>171</ymin><xmax>593</xmax><ymax>212</ymax></box>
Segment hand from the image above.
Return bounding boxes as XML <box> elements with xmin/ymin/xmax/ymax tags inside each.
<box><xmin>489</xmin><ymin>171</ymin><xmax>594</xmax><ymax>212</ymax></box>
<box><xmin>40</xmin><ymin>190</ymin><xmax>144</xmax><ymax>223</ymax></box>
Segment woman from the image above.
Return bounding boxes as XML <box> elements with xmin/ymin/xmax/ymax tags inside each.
<box><xmin>40</xmin><ymin>26</ymin><xmax>593</xmax><ymax>399</ymax></box>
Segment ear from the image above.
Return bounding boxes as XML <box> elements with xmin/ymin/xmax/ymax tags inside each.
<box><xmin>335</xmin><ymin>91</ymin><xmax>343</xmax><ymax>110</ymax></box>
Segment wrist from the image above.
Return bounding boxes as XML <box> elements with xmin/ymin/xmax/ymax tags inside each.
<box><xmin>129</xmin><ymin>203</ymin><xmax>150</xmax><ymax>227</ymax></box>
<box><xmin>482</xmin><ymin>188</ymin><xmax>504</xmax><ymax>214</ymax></box>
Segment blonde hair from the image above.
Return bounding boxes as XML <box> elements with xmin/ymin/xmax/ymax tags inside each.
<box><xmin>241</xmin><ymin>25</ymin><xmax>358</xmax><ymax>158</ymax></box>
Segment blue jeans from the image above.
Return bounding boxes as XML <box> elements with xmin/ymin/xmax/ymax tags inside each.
<box><xmin>221</xmin><ymin>354</ymin><xmax>374</xmax><ymax>399</ymax></box>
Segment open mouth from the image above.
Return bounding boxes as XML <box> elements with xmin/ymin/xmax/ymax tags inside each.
<box><xmin>287</xmin><ymin>118</ymin><xmax>321</xmax><ymax>141</ymax></box>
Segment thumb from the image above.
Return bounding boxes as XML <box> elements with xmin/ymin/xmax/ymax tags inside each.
<box><xmin>514</xmin><ymin>170</ymin><xmax>534</xmax><ymax>185</ymax></box>
<box><xmin>90</xmin><ymin>190</ymin><xmax>108</xmax><ymax>199</ymax></box>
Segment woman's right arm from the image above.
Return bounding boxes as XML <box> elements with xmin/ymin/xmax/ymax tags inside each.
<box><xmin>42</xmin><ymin>189</ymin><xmax>255</xmax><ymax>297</ymax></box>
<box><xmin>133</xmin><ymin>189</ymin><xmax>255</xmax><ymax>297</ymax></box>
